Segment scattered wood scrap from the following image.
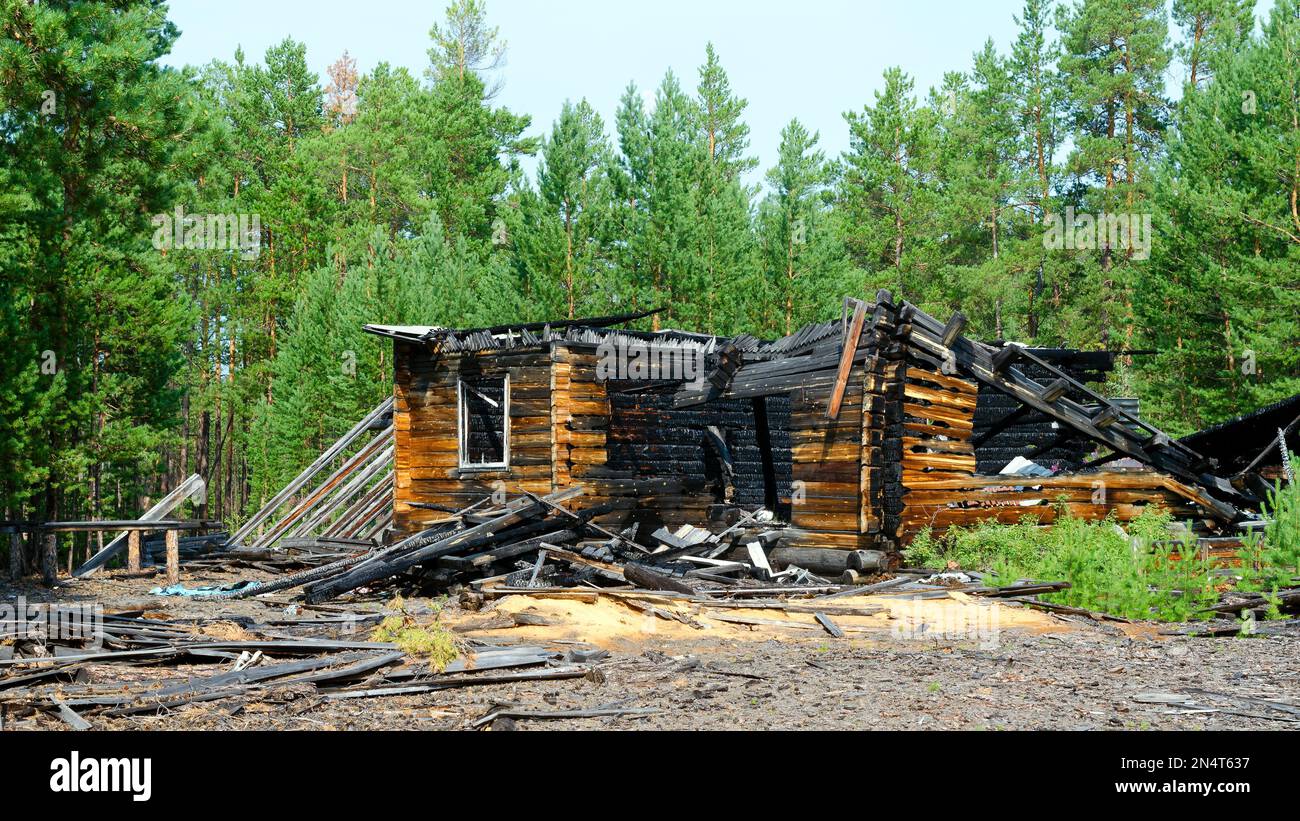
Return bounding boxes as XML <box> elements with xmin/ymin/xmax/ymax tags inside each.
<box><xmin>0</xmin><ymin>609</ymin><xmax>608</xmax><ymax>726</ymax></box>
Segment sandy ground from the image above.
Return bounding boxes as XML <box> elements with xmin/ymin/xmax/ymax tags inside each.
<box><xmin>2</xmin><ymin>564</ymin><xmax>1298</xmax><ymax>731</ymax></box>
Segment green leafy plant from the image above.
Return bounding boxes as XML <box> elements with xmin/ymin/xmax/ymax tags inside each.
<box><xmin>1236</xmin><ymin>476</ymin><xmax>1300</xmax><ymax>598</ymax></box>
<box><xmin>902</xmin><ymin>506</ymin><xmax>1218</xmax><ymax>621</ymax></box>
<box><xmin>1262</xmin><ymin>589</ymin><xmax>1285</xmax><ymax>621</ymax></box>
<box><xmin>370</xmin><ymin>595</ymin><xmax>461</xmax><ymax>672</ymax></box>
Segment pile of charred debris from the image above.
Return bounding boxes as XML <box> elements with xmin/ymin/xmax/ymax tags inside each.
<box><xmin>209</xmin><ymin>486</ymin><xmax>905</xmax><ymax>604</ymax></box>
<box><xmin>119</xmin><ymin>478</ymin><xmax>1297</xmax><ymax>633</ymax></box>
<box><xmin>0</xmin><ymin>487</ymin><xmax>1072</xmax><ymax>730</ymax></box>
<box><xmin>3</xmin><ymin>488</ymin><xmax>1296</xmax><ymax>731</ymax></box>
<box><xmin>0</xmin><ymin>486</ymin><xmax>1073</xmax><ymax>730</ymax></box>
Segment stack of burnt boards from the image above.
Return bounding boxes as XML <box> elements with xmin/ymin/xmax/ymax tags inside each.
<box><xmin>366</xmin><ymin>293</ymin><xmax>1282</xmax><ymax>563</ymax></box>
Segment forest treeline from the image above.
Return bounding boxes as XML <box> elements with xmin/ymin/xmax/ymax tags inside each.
<box><xmin>0</xmin><ymin>0</ymin><xmax>1297</xmax><ymax>541</ymax></box>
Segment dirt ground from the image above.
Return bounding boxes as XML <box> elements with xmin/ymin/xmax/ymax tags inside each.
<box><xmin>3</xmin><ymin>564</ymin><xmax>1298</xmax><ymax>731</ymax></box>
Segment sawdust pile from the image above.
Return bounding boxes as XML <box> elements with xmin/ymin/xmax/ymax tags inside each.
<box><xmin>454</xmin><ymin>591</ymin><xmax>1068</xmax><ymax>649</ymax></box>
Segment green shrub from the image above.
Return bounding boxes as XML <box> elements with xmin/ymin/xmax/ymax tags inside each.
<box><xmin>902</xmin><ymin>505</ymin><xmax>1218</xmax><ymax>621</ymax></box>
<box><xmin>1236</xmin><ymin>475</ymin><xmax>1300</xmax><ymax>596</ymax></box>
<box><xmin>369</xmin><ymin>595</ymin><xmax>461</xmax><ymax>672</ymax></box>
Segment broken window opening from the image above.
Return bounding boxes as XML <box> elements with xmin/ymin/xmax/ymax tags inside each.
<box><xmin>458</xmin><ymin>375</ymin><xmax>509</xmax><ymax>470</ymax></box>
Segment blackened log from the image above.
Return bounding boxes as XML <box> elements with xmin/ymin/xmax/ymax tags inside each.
<box><xmin>940</xmin><ymin>312</ymin><xmax>968</xmax><ymax>348</ymax></box>
<box><xmin>623</xmin><ymin>562</ymin><xmax>697</xmax><ymax>595</ymax></box>
<box><xmin>303</xmin><ymin>500</ymin><xmax>549</xmax><ymax>602</ymax></box>
<box><xmin>445</xmin><ymin>529</ymin><xmax>579</xmax><ymax>570</ymax></box>
<box><xmin>848</xmin><ymin>550</ymin><xmax>888</xmax><ymax>572</ymax></box>
<box><xmin>768</xmin><ymin>547</ymin><xmax>853</xmax><ymax>575</ymax></box>
<box><xmin>971</xmin><ymin>405</ymin><xmax>1031</xmax><ymax>448</ymax></box>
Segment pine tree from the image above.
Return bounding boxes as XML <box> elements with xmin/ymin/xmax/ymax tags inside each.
<box><xmin>1057</xmin><ymin>0</ymin><xmax>1171</xmax><ymax>348</ymax></box>
<box><xmin>0</xmin><ymin>148</ymin><xmax>44</xmax><ymax>524</ymax></box>
<box><xmin>322</xmin><ymin>63</ymin><xmax>433</xmax><ymax>250</ymax></box>
<box><xmin>692</xmin><ymin>45</ymin><xmax>759</xmax><ymax>334</ymax></box>
<box><xmin>425</xmin><ymin>0</ymin><xmax>534</xmax><ymax>246</ymax></box>
<box><xmin>511</xmin><ymin>100</ymin><xmax>615</xmax><ymax>320</ymax></box>
<box><xmin>929</xmin><ymin>44</ymin><xmax>1023</xmax><ymax>335</ymax></box>
<box><xmin>0</xmin><ymin>0</ymin><xmax>202</xmax><ymax>537</ymax></box>
<box><xmin>1137</xmin><ymin>0</ymin><xmax>1300</xmax><ymax>430</ymax></box>
<box><xmin>1011</xmin><ymin>0</ymin><xmax>1065</xmax><ymax>226</ymax></box>
<box><xmin>696</xmin><ymin>43</ymin><xmax>757</xmax><ymax>179</ymax></box>
<box><xmin>839</xmin><ymin>68</ymin><xmax>939</xmax><ymax>302</ymax></box>
<box><xmin>1009</xmin><ymin>0</ymin><xmax>1067</xmax><ymax>339</ymax></box>
<box><xmin>325</xmin><ymin>51</ymin><xmax>360</xmax><ymax>128</ymax></box>
<box><xmin>609</xmin><ymin>74</ymin><xmax>704</xmax><ymax>329</ymax></box>
<box><xmin>695</xmin><ymin>177</ymin><xmax>758</xmax><ymax>334</ymax></box>
<box><xmin>427</xmin><ymin>0</ymin><xmax>508</xmax><ymax>95</ymax></box>
<box><xmin>757</xmin><ymin>120</ymin><xmax>854</xmax><ymax>335</ymax></box>
<box><xmin>1173</xmin><ymin>0</ymin><xmax>1257</xmax><ymax>91</ymax></box>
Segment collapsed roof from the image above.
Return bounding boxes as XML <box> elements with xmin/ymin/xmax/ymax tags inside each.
<box><xmin>1180</xmin><ymin>392</ymin><xmax>1300</xmax><ymax>478</ymax></box>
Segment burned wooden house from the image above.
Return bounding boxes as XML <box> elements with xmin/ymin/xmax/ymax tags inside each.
<box><xmin>362</xmin><ymin>291</ymin><xmax>1280</xmax><ymax>568</ymax></box>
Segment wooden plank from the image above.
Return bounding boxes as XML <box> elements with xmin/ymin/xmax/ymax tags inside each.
<box><xmin>901</xmin><ymin>402</ymin><xmax>974</xmax><ymax>432</ymax></box>
<box><xmin>52</xmin><ymin>698</ymin><xmax>92</xmax><ymax>731</ymax></box>
<box><xmin>814</xmin><ymin>612</ymin><xmax>846</xmax><ymax>638</ymax></box>
<box><xmin>905</xmin><ymin>367</ymin><xmax>978</xmax><ymax>396</ymax></box>
<box><xmin>905</xmin><ymin>420</ymin><xmax>967</xmax><ymax>439</ymax></box>
<box><xmin>790</xmin><ymin>511</ymin><xmax>862</xmax><ymax>531</ymax></box>
<box><xmin>827</xmin><ymin>301</ymin><xmax>869</xmax><ymax>420</ymax></box>
<box><xmin>225</xmin><ymin>398</ymin><xmax>392</xmax><ymax>549</ymax></box>
<box><xmin>904</xmin><ymin>382</ymin><xmax>978</xmax><ymax>410</ymax></box>
<box><xmin>791</xmin><ymin>442</ymin><xmax>862</xmax><ymax>462</ymax></box>
<box><xmin>775</xmin><ymin>530</ymin><xmax>870</xmax><ymax>550</ymax></box>
<box><xmin>901</xmin><ymin>452</ymin><xmax>976</xmax><ymax>472</ymax></box>
<box><xmin>894</xmin><ymin>470</ymin><xmax>1174</xmax><ymax>491</ymax></box>
<box><xmin>902</xmin><ymin>436</ymin><xmax>974</xmax><ymax>455</ymax></box>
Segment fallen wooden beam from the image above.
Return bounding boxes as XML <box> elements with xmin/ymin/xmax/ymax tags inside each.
<box><xmin>623</xmin><ymin>563</ymin><xmax>696</xmax><ymax>595</ymax></box>
<box><xmin>470</xmin><ymin>706</ymin><xmax>658</xmax><ymax>728</ymax></box>
<box><xmin>323</xmin><ymin>665</ymin><xmax>591</xmax><ymax>700</ymax></box>
<box><xmin>51</xmin><ymin>698</ymin><xmax>91</xmax><ymax>731</ymax></box>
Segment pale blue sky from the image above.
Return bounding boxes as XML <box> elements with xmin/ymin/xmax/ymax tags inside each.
<box><xmin>161</xmin><ymin>0</ymin><xmax>1274</xmax><ymax>188</ymax></box>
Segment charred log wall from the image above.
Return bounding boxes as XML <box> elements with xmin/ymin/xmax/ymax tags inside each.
<box><xmin>605</xmin><ymin>392</ymin><xmax>792</xmax><ymax>512</ymax></box>
<box><xmin>552</xmin><ymin>344</ymin><xmax>725</xmax><ymax>533</ymax></box>
<box><xmin>896</xmin><ymin>351</ymin><xmax>980</xmax><ymax>545</ymax></box>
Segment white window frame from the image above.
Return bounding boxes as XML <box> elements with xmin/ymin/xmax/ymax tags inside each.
<box><xmin>457</xmin><ymin>374</ymin><xmax>510</xmax><ymax>471</ymax></box>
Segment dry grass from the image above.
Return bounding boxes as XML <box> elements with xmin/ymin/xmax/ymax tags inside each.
<box><xmin>199</xmin><ymin>620</ymin><xmax>255</xmax><ymax>641</ymax></box>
